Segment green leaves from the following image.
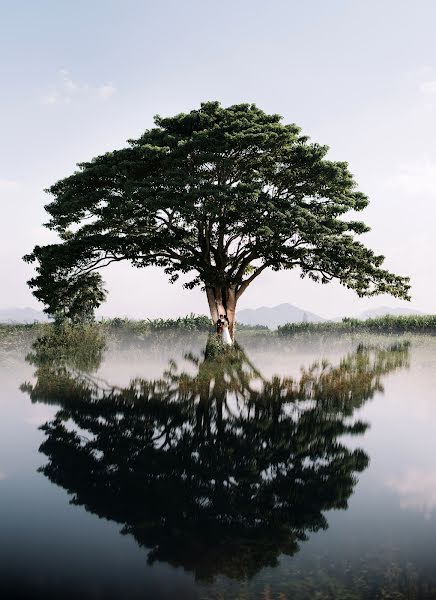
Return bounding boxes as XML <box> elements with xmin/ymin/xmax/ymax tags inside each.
<box><xmin>26</xmin><ymin>101</ymin><xmax>410</xmax><ymax>319</ymax></box>
<box><xmin>25</xmin><ymin>243</ymin><xmax>107</xmax><ymax>323</ymax></box>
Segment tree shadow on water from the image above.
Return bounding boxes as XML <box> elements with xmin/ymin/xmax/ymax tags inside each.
<box><xmin>20</xmin><ymin>335</ymin><xmax>409</xmax><ymax>582</ymax></box>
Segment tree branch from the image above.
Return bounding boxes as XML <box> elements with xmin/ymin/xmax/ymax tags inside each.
<box><xmin>236</xmin><ymin>262</ymin><xmax>271</xmax><ymax>299</ymax></box>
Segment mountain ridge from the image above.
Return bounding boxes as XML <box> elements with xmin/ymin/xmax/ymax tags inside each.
<box><xmin>237</xmin><ymin>303</ymin><xmax>324</xmax><ymax>329</ymax></box>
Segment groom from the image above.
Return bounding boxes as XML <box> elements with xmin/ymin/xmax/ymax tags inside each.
<box><xmin>216</xmin><ymin>314</ymin><xmax>225</xmax><ymax>335</ymax></box>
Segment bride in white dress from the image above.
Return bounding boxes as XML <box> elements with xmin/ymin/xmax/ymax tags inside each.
<box><xmin>221</xmin><ymin>319</ymin><xmax>233</xmax><ymax>346</ymax></box>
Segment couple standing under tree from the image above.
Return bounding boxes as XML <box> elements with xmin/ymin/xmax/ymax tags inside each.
<box><xmin>216</xmin><ymin>314</ymin><xmax>233</xmax><ymax>345</ymax></box>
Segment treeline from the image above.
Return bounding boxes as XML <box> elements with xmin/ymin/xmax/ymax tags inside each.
<box><xmin>278</xmin><ymin>315</ymin><xmax>436</xmax><ymax>335</ymax></box>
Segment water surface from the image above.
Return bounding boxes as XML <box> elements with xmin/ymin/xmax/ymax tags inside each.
<box><xmin>1</xmin><ymin>330</ymin><xmax>436</xmax><ymax>599</ymax></box>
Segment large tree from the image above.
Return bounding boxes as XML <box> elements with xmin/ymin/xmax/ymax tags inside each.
<box><xmin>25</xmin><ymin>101</ymin><xmax>410</xmax><ymax>336</ymax></box>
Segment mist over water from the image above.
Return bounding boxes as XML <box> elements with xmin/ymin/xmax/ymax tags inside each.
<box><xmin>1</xmin><ymin>330</ymin><xmax>436</xmax><ymax>599</ymax></box>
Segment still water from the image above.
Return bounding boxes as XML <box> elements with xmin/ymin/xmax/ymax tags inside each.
<box><xmin>1</xmin><ymin>330</ymin><xmax>436</xmax><ymax>599</ymax></box>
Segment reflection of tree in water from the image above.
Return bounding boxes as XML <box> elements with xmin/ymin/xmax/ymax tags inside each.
<box><xmin>21</xmin><ymin>337</ymin><xmax>409</xmax><ymax>582</ymax></box>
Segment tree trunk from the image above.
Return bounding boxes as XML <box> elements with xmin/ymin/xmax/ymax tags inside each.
<box><xmin>205</xmin><ymin>285</ymin><xmax>238</xmax><ymax>342</ymax></box>
<box><xmin>226</xmin><ymin>286</ymin><xmax>237</xmax><ymax>340</ymax></box>
<box><xmin>206</xmin><ymin>287</ymin><xmax>219</xmax><ymax>324</ymax></box>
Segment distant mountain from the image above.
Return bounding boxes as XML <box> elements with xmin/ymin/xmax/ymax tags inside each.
<box><xmin>356</xmin><ymin>306</ymin><xmax>425</xmax><ymax>320</ymax></box>
<box><xmin>0</xmin><ymin>307</ymin><xmax>50</xmax><ymax>323</ymax></box>
<box><xmin>237</xmin><ymin>303</ymin><xmax>324</xmax><ymax>329</ymax></box>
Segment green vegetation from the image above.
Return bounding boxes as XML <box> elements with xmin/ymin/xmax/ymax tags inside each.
<box><xmin>25</xmin><ymin>101</ymin><xmax>409</xmax><ymax>337</ymax></box>
<box><xmin>103</xmin><ymin>314</ymin><xmax>268</xmax><ymax>334</ymax></box>
<box><xmin>278</xmin><ymin>314</ymin><xmax>436</xmax><ymax>335</ymax></box>
<box><xmin>3</xmin><ymin>314</ymin><xmax>436</xmax><ymax>346</ymax></box>
<box><xmin>104</xmin><ymin>313</ymin><xmax>213</xmax><ymax>332</ymax></box>
<box><xmin>0</xmin><ymin>322</ymin><xmax>49</xmax><ymax>358</ymax></box>
<box><xmin>0</xmin><ymin>315</ymin><xmax>270</xmax><ymax>353</ymax></box>
<box><xmin>26</xmin><ymin>322</ymin><xmax>106</xmax><ymax>370</ymax></box>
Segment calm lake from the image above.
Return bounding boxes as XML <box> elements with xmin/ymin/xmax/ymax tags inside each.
<box><xmin>1</xmin><ymin>329</ymin><xmax>436</xmax><ymax>599</ymax></box>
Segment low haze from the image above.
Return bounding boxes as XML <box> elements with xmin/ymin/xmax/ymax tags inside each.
<box><xmin>2</xmin><ymin>0</ymin><xmax>435</xmax><ymax>318</ymax></box>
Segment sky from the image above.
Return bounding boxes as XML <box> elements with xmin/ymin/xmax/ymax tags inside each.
<box><xmin>1</xmin><ymin>0</ymin><xmax>435</xmax><ymax>319</ymax></box>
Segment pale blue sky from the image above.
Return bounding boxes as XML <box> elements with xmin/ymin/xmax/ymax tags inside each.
<box><xmin>1</xmin><ymin>0</ymin><xmax>435</xmax><ymax>318</ymax></box>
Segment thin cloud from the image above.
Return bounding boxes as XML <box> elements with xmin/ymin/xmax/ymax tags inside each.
<box><xmin>0</xmin><ymin>472</ymin><xmax>6</xmax><ymax>480</ymax></box>
<box><xmin>41</xmin><ymin>69</ymin><xmax>117</xmax><ymax>105</ymax></box>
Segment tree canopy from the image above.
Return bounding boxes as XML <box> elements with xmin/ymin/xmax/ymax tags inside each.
<box><xmin>24</xmin><ymin>101</ymin><xmax>410</xmax><ymax>329</ymax></box>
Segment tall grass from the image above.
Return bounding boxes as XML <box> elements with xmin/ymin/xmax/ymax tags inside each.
<box><xmin>103</xmin><ymin>313</ymin><xmax>213</xmax><ymax>332</ymax></box>
<box><xmin>0</xmin><ymin>322</ymin><xmax>50</xmax><ymax>359</ymax></box>
<box><xmin>278</xmin><ymin>314</ymin><xmax>436</xmax><ymax>335</ymax></box>
<box><xmin>27</xmin><ymin>322</ymin><xmax>106</xmax><ymax>371</ymax></box>
<box><xmin>102</xmin><ymin>315</ymin><xmax>268</xmax><ymax>333</ymax></box>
